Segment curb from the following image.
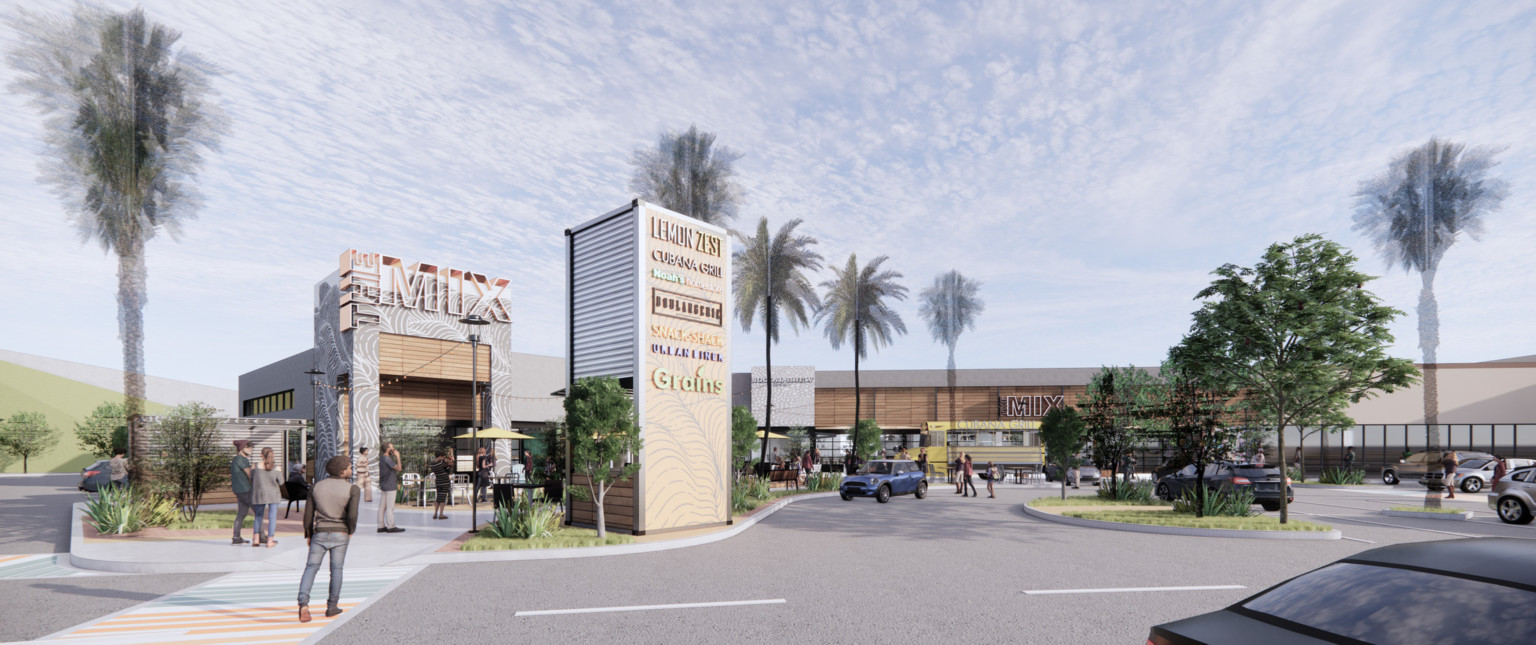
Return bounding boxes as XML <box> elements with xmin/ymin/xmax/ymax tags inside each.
<box><xmin>1381</xmin><ymin>509</ymin><xmax>1473</xmax><ymax>521</ymax></box>
<box><xmin>1021</xmin><ymin>504</ymin><xmax>1341</xmax><ymax>540</ymax></box>
<box><xmin>69</xmin><ymin>502</ymin><xmax>293</xmax><ymax>573</ymax></box>
<box><xmin>393</xmin><ymin>492</ymin><xmax>838</xmax><ymax>565</ymax></box>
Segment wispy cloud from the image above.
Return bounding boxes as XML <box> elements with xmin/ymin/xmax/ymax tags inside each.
<box><xmin>1</xmin><ymin>0</ymin><xmax>1532</xmax><ymax>388</ymax></box>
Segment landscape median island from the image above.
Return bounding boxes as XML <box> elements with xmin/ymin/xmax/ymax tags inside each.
<box><xmin>1028</xmin><ymin>495</ymin><xmax>1334</xmax><ymax>532</ymax></box>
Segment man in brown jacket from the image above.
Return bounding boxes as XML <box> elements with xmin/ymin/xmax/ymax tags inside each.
<box><xmin>298</xmin><ymin>456</ymin><xmax>360</xmax><ymax>623</ymax></box>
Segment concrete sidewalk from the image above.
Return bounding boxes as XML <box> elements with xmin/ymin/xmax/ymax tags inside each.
<box><xmin>69</xmin><ymin>492</ymin><xmax>837</xmax><ymax>573</ymax></box>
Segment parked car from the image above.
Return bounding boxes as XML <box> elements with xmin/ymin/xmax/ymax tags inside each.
<box><xmin>78</xmin><ymin>460</ymin><xmax>113</xmax><ymax>492</ymax></box>
<box><xmin>1489</xmin><ymin>466</ymin><xmax>1536</xmax><ymax>524</ymax></box>
<box><xmin>1155</xmin><ymin>462</ymin><xmax>1293</xmax><ymax>512</ymax></box>
<box><xmin>1043</xmin><ymin>463</ymin><xmax>1100</xmax><ymax>485</ymax></box>
<box><xmin>1420</xmin><ymin>457</ymin><xmax>1536</xmax><ymax>493</ymax></box>
<box><xmin>1149</xmin><ymin>537</ymin><xmax>1536</xmax><ymax>644</ymax></box>
<box><xmin>1382</xmin><ymin>449</ymin><xmax>1494</xmax><ymax>485</ymax></box>
<box><xmin>840</xmin><ymin>459</ymin><xmax>928</xmax><ymax>503</ymax></box>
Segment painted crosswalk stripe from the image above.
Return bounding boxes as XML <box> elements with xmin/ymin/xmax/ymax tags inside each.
<box><xmin>516</xmin><ymin>599</ymin><xmax>788</xmax><ymax>616</ymax></box>
<box><xmin>40</xmin><ymin>566</ymin><xmax>421</xmax><ymax>644</ymax></box>
<box><xmin>1023</xmin><ymin>585</ymin><xmax>1245</xmax><ymax>595</ymax></box>
<box><xmin>0</xmin><ymin>554</ymin><xmax>96</xmax><ymax>580</ymax></box>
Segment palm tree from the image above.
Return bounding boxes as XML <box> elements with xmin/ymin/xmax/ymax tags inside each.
<box><xmin>1352</xmin><ymin>138</ymin><xmax>1509</xmax><ymax>449</ymax></box>
<box><xmin>629</xmin><ymin>124</ymin><xmax>743</xmax><ymax>225</ymax></box>
<box><xmin>732</xmin><ymin>217</ymin><xmax>822</xmax><ymax>463</ymax></box>
<box><xmin>8</xmin><ymin>6</ymin><xmax>225</xmax><ymax>417</ymax></box>
<box><xmin>817</xmin><ymin>254</ymin><xmax>908</xmax><ymax>458</ymax></box>
<box><xmin>918</xmin><ymin>270</ymin><xmax>985</xmax><ymax>423</ymax></box>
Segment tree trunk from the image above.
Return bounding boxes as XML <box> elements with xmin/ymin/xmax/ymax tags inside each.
<box><xmin>852</xmin><ymin>322</ymin><xmax>861</xmax><ymax>461</ymax></box>
<box><xmin>760</xmin><ymin>327</ymin><xmax>772</xmax><ymax>464</ymax></box>
<box><xmin>118</xmin><ymin>245</ymin><xmax>147</xmax><ymax>418</ymax></box>
<box><xmin>593</xmin><ymin>482</ymin><xmax>606</xmax><ymax>538</ymax></box>
<box><xmin>947</xmin><ymin>348</ymin><xmax>957</xmax><ymax>423</ymax></box>
<box><xmin>1420</xmin><ymin>268</ymin><xmax>1441</xmax><ymax>509</ymax></box>
<box><xmin>1277</xmin><ymin>410</ymin><xmax>1288</xmax><ymax>524</ymax></box>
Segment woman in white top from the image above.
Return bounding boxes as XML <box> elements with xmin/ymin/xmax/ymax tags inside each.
<box><xmin>250</xmin><ymin>447</ymin><xmax>285</xmax><ymax>548</ymax></box>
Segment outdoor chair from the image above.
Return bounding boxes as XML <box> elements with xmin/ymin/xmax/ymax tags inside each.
<box><xmin>400</xmin><ymin>472</ymin><xmax>423</xmax><ymax>506</ymax></box>
<box><xmin>451</xmin><ymin>473</ymin><xmax>471</xmax><ymax>505</ymax></box>
<box><xmin>283</xmin><ymin>480</ymin><xmax>309</xmax><ymax>518</ymax></box>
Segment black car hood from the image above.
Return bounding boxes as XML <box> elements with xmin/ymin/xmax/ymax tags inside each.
<box><xmin>1153</xmin><ymin>608</ymin><xmax>1333</xmax><ymax>645</ymax></box>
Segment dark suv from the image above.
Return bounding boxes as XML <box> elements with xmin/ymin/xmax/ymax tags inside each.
<box><xmin>1156</xmin><ymin>462</ymin><xmax>1293</xmax><ymax>512</ymax></box>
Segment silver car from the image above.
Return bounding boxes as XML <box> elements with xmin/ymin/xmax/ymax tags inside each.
<box><xmin>1489</xmin><ymin>466</ymin><xmax>1536</xmax><ymax>524</ymax></box>
<box><xmin>1382</xmin><ymin>450</ymin><xmax>1494</xmax><ymax>485</ymax></box>
<box><xmin>1421</xmin><ymin>458</ymin><xmax>1536</xmax><ymax>494</ymax></box>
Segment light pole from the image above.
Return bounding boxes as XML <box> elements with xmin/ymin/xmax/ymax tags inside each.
<box><xmin>460</xmin><ymin>313</ymin><xmax>490</xmax><ymax>532</ymax></box>
<box><xmin>304</xmin><ymin>368</ymin><xmax>323</xmax><ymax>481</ymax></box>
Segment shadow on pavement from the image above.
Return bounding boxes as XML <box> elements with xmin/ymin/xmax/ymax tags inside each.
<box><xmin>0</xmin><ymin>475</ymin><xmax>82</xmax><ymax>554</ymax></box>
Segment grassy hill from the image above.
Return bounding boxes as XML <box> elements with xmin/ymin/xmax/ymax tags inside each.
<box><xmin>0</xmin><ymin>361</ymin><xmax>170</xmax><ymax>473</ymax></box>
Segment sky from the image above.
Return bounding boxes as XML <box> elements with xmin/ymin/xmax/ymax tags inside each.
<box><xmin>1</xmin><ymin>0</ymin><xmax>1533</xmax><ymax>391</ymax></box>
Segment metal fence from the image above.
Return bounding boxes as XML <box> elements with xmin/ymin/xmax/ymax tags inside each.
<box><xmin>1129</xmin><ymin>424</ymin><xmax>1536</xmax><ymax>478</ymax></box>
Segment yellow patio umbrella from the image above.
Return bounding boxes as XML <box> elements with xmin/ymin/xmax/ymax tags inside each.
<box><xmin>453</xmin><ymin>427</ymin><xmax>536</xmax><ymax>440</ymax></box>
<box><xmin>755</xmin><ymin>430</ymin><xmax>790</xmax><ymax>440</ymax></box>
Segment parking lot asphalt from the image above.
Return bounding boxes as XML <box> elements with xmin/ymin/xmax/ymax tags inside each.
<box><xmin>327</xmin><ymin>483</ymin><xmax>1527</xmax><ymax>644</ymax></box>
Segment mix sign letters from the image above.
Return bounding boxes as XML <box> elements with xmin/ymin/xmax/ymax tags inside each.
<box><xmin>339</xmin><ymin>249</ymin><xmax>512</xmax><ymax>330</ymax></box>
<box><xmin>998</xmin><ymin>395</ymin><xmax>1066</xmax><ymax>418</ymax></box>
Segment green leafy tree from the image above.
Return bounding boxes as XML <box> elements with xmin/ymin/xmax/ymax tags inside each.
<box><xmin>817</xmin><ymin>254</ymin><xmax>908</xmax><ymax>455</ymax></box>
<box><xmin>918</xmin><ymin>270</ymin><xmax>985</xmax><ymax>423</ymax></box>
<box><xmin>1153</xmin><ymin>365</ymin><xmax>1242</xmax><ymax>517</ymax></box>
<box><xmin>146</xmin><ymin>402</ymin><xmax>225</xmax><ymax>521</ymax></box>
<box><xmin>1169</xmin><ymin>235</ymin><xmax>1419</xmax><ymax>521</ymax></box>
<box><xmin>1039</xmin><ymin>406</ymin><xmax>1087</xmax><ymax>499</ymax></box>
<box><xmin>732</xmin><ymin>217</ymin><xmax>822</xmax><ymax>461</ymax></box>
<box><xmin>76</xmin><ymin>401</ymin><xmax>129</xmax><ymax>458</ymax></box>
<box><xmin>1353</xmin><ymin>138</ymin><xmax>1509</xmax><ymax>453</ymax></box>
<box><xmin>1079</xmin><ymin>366</ymin><xmax>1163</xmax><ymax>496</ymax></box>
<box><xmin>0</xmin><ymin>411</ymin><xmax>60</xmax><ymax>473</ymax></box>
<box><xmin>565</xmin><ymin>376</ymin><xmax>644</xmax><ymax>538</ymax></box>
<box><xmin>852</xmin><ymin>419</ymin><xmax>882</xmax><ymax>461</ymax></box>
<box><xmin>629</xmin><ymin>124</ymin><xmax>742</xmax><ymax>225</ymax></box>
<box><xmin>730</xmin><ymin>406</ymin><xmax>758</xmax><ymax>472</ymax></box>
<box><xmin>7</xmin><ymin>6</ymin><xmax>226</xmax><ymax>417</ymax></box>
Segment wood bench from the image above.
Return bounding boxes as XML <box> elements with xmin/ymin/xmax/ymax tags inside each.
<box><xmin>768</xmin><ymin>468</ymin><xmax>801</xmax><ymax>490</ymax></box>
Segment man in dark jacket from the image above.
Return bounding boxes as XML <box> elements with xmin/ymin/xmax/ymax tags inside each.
<box><xmin>298</xmin><ymin>456</ymin><xmax>360</xmax><ymax>623</ymax></box>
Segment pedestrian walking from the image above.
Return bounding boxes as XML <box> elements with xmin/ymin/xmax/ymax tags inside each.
<box><xmin>1068</xmin><ymin>461</ymin><xmax>1080</xmax><ymax>489</ymax></box>
<box><xmin>1343</xmin><ymin>446</ymin><xmax>1356</xmax><ymax>471</ymax></box>
<box><xmin>954</xmin><ymin>453</ymin><xmax>965</xmax><ymax>494</ymax></box>
<box><xmin>297</xmin><ymin>456</ymin><xmax>360</xmax><ymax>623</ymax></box>
<box><xmin>1492</xmin><ymin>456</ymin><xmax>1509</xmax><ymax>485</ymax></box>
<box><xmin>985</xmin><ymin>461</ymin><xmax>997</xmax><ymax>498</ymax></box>
<box><xmin>230</xmin><ymin>440</ymin><xmax>254</xmax><ymax>545</ymax></box>
<box><xmin>356</xmin><ymin>447</ymin><xmax>372</xmax><ymax>503</ymax></box>
<box><xmin>962</xmin><ymin>454</ymin><xmax>978</xmax><ymax>497</ymax></box>
<box><xmin>475</xmin><ymin>447</ymin><xmax>495</xmax><ymax>503</ymax></box>
<box><xmin>376</xmin><ymin>442</ymin><xmax>403</xmax><ymax>533</ymax></box>
<box><xmin>1442</xmin><ymin>450</ymin><xmax>1460</xmax><ymax>499</ymax></box>
<box><xmin>430</xmin><ymin>451</ymin><xmax>453</xmax><ymax>519</ymax></box>
<box><xmin>916</xmin><ymin>448</ymin><xmax>928</xmax><ymax>480</ymax></box>
<box><xmin>520</xmin><ymin>449</ymin><xmax>532</xmax><ymax>476</ymax></box>
<box><xmin>108</xmin><ymin>448</ymin><xmax>129</xmax><ymax>489</ymax></box>
<box><xmin>251</xmin><ymin>447</ymin><xmax>284</xmax><ymax>548</ymax></box>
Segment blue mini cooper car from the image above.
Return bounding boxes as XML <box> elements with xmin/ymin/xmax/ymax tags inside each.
<box><xmin>840</xmin><ymin>459</ymin><xmax>928</xmax><ymax>503</ymax></box>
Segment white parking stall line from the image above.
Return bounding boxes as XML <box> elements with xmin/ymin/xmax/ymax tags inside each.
<box><xmin>516</xmin><ymin>599</ymin><xmax>786</xmax><ymax>617</ymax></box>
<box><xmin>1022</xmin><ymin>585</ymin><xmax>1244</xmax><ymax>595</ymax></box>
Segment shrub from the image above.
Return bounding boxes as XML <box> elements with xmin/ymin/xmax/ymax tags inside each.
<box><xmin>484</xmin><ymin>496</ymin><xmax>561</xmax><ymax>539</ymax></box>
<box><xmin>1175</xmin><ymin>486</ymin><xmax>1258</xmax><ymax>517</ymax></box>
<box><xmin>1319</xmin><ymin>467</ymin><xmax>1365</xmax><ymax>485</ymax></box>
<box><xmin>1096</xmin><ymin>478</ymin><xmax>1156</xmax><ymax>503</ymax></box>
<box><xmin>806</xmin><ymin>472</ymin><xmax>843</xmax><ymax>492</ymax></box>
<box><xmin>83</xmin><ymin>485</ymin><xmax>178</xmax><ymax>534</ymax></box>
<box><xmin>1286</xmin><ymin>465</ymin><xmax>1306</xmax><ymax>483</ymax></box>
<box><xmin>731</xmin><ymin>480</ymin><xmax>755</xmax><ymax>514</ymax></box>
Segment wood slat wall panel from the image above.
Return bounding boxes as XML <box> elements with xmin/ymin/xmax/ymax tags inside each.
<box><xmin>379</xmin><ymin>379</ymin><xmax>482</xmax><ymax>421</ymax></box>
<box><xmin>568</xmin><ymin>472</ymin><xmax>637</xmax><ymax>531</ymax></box>
<box><xmin>379</xmin><ymin>333</ymin><xmax>490</xmax><ymax>381</ymax></box>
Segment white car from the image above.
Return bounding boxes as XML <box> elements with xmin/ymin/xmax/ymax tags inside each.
<box><xmin>1421</xmin><ymin>457</ymin><xmax>1536</xmax><ymax>494</ymax></box>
